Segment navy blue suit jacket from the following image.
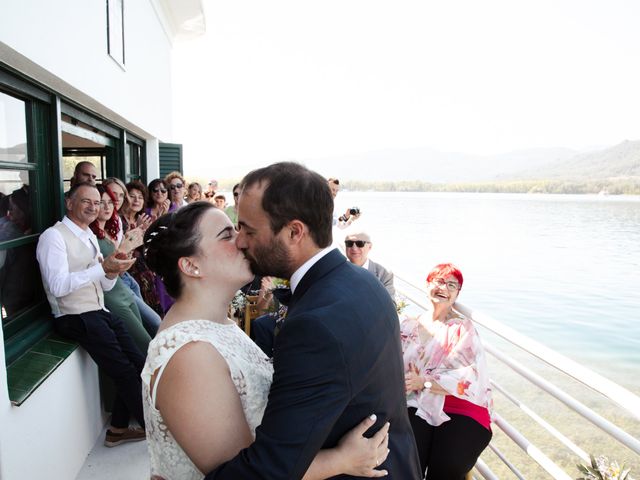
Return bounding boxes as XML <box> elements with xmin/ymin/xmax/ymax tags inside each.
<box><xmin>205</xmin><ymin>249</ymin><xmax>421</xmax><ymax>479</ymax></box>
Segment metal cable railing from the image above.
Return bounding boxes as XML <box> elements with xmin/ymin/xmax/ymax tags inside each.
<box><xmin>454</xmin><ymin>303</ymin><xmax>640</xmax><ymax>422</ymax></box>
<box><xmin>486</xmin><ymin>344</ymin><xmax>640</xmax><ymax>455</ymax></box>
<box><xmin>487</xmin><ymin>443</ymin><xmax>527</xmax><ymax>480</ymax></box>
<box><xmin>395</xmin><ymin>274</ymin><xmax>640</xmax><ymax>478</ymax></box>
<box><xmin>490</xmin><ymin>380</ymin><xmax>589</xmax><ymax>462</ymax></box>
<box><xmin>396</xmin><ymin>276</ymin><xmax>640</xmax><ymax>421</ymax></box>
<box><xmin>474</xmin><ymin>458</ymin><xmax>500</xmax><ymax>480</ymax></box>
<box><xmin>493</xmin><ymin>412</ymin><xmax>573</xmax><ymax>480</ymax></box>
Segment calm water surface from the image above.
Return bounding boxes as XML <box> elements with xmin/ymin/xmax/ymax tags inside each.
<box><xmin>335</xmin><ymin>192</ymin><xmax>640</xmax><ymax>389</ymax></box>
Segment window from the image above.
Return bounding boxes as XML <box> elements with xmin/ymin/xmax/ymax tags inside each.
<box><xmin>107</xmin><ymin>0</ymin><xmax>125</xmax><ymax>67</ymax></box>
<box><xmin>62</xmin><ymin>153</ymin><xmax>105</xmax><ymax>191</ymax></box>
<box><xmin>126</xmin><ymin>136</ymin><xmax>145</xmax><ymax>181</ymax></box>
<box><xmin>1</xmin><ymin>69</ymin><xmax>149</xmax><ymax>345</ymax></box>
<box><xmin>1</xmin><ymin>68</ymin><xmax>148</xmax><ymax>403</ymax></box>
<box><xmin>0</xmin><ymin>171</ymin><xmax>43</xmax><ymax>324</ymax></box>
<box><xmin>0</xmin><ymin>85</ymin><xmax>55</xmax><ymax>368</ymax></box>
<box><xmin>0</xmin><ymin>92</ymin><xmax>28</xmax><ymax>163</ymax></box>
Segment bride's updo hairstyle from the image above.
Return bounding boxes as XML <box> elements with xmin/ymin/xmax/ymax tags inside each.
<box><xmin>144</xmin><ymin>201</ymin><xmax>214</xmax><ymax>299</ymax></box>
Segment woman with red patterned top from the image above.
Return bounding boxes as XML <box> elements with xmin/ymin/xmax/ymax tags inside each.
<box><xmin>401</xmin><ymin>263</ymin><xmax>492</xmax><ymax>479</ymax></box>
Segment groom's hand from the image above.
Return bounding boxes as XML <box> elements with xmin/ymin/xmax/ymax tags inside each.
<box><xmin>336</xmin><ymin>414</ymin><xmax>390</xmax><ymax>477</ymax></box>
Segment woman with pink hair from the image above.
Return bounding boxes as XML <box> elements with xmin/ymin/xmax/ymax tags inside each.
<box><xmin>401</xmin><ymin>263</ymin><xmax>492</xmax><ymax>479</ymax></box>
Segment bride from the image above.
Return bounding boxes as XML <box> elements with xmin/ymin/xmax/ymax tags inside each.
<box><xmin>142</xmin><ymin>202</ymin><xmax>390</xmax><ymax>480</ymax></box>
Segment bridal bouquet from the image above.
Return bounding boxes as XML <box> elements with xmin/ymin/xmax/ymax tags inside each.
<box><xmin>230</xmin><ymin>290</ymin><xmax>247</xmax><ymax>319</ymax></box>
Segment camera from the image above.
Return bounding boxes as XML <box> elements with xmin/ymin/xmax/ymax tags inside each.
<box><xmin>349</xmin><ymin>207</ymin><xmax>360</xmax><ymax>215</ymax></box>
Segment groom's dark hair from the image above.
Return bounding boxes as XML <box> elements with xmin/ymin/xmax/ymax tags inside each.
<box><xmin>241</xmin><ymin>162</ymin><xmax>333</xmax><ymax>248</ymax></box>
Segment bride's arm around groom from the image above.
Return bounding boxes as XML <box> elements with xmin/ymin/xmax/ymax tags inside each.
<box><xmin>154</xmin><ymin>337</ymin><xmax>391</xmax><ymax>479</ymax></box>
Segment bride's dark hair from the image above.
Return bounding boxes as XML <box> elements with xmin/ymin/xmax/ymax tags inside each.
<box><xmin>144</xmin><ymin>201</ymin><xmax>214</xmax><ymax>298</ymax></box>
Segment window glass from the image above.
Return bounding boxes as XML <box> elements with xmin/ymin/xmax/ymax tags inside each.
<box><xmin>0</xmin><ymin>91</ymin><xmax>28</xmax><ymax>164</ymax></box>
<box><xmin>128</xmin><ymin>142</ymin><xmax>141</xmax><ymax>179</ymax></box>
<box><xmin>107</xmin><ymin>0</ymin><xmax>125</xmax><ymax>66</ymax></box>
<box><xmin>0</xmin><ymin>173</ymin><xmax>42</xmax><ymax>322</ymax></box>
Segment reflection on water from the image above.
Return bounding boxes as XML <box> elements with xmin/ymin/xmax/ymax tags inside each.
<box><xmin>335</xmin><ymin>192</ymin><xmax>640</xmax><ymax>389</ymax></box>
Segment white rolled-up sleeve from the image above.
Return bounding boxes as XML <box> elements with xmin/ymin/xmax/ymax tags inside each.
<box><xmin>36</xmin><ymin>228</ymin><xmax>116</xmax><ymax>297</ymax></box>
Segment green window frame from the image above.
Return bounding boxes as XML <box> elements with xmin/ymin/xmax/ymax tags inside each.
<box><xmin>0</xmin><ymin>70</ymin><xmax>61</xmax><ymax>371</ymax></box>
<box><xmin>1</xmin><ymin>66</ymin><xmax>147</xmax><ymax>404</ymax></box>
<box><xmin>125</xmin><ymin>133</ymin><xmax>146</xmax><ymax>182</ymax></box>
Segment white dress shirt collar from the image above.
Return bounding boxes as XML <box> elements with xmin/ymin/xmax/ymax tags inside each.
<box><xmin>62</xmin><ymin>216</ymin><xmax>92</xmax><ymax>240</ymax></box>
<box><xmin>62</xmin><ymin>216</ymin><xmax>99</xmax><ymax>255</ymax></box>
<box><xmin>362</xmin><ymin>259</ymin><xmax>370</xmax><ymax>270</ymax></box>
<box><xmin>290</xmin><ymin>246</ymin><xmax>334</xmax><ymax>294</ymax></box>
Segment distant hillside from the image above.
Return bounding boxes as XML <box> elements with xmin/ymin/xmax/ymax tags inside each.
<box><xmin>0</xmin><ymin>143</ymin><xmax>27</xmax><ymax>163</ymax></box>
<box><xmin>316</xmin><ymin>140</ymin><xmax>640</xmax><ymax>194</ymax></box>
<box><xmin>507</xmin><ymin>140</ymin><xmax>640</xmax><ymax>180</ymax></box>
<box><xmin>302</xmin><ymin>146</ymin><xmax>577</xmax><ymax>183</ymax></box>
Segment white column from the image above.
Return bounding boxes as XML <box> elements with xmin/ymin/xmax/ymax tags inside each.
<box><xmin>146</xmin><ymin>137</ymin><xmax>160</xmax><ymax>180</ymax></box>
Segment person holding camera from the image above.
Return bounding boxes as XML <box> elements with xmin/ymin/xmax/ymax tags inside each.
<box><xmin>337</xmin><ymin>206</ymin><xmax>361</xmax><ymax>228</ymax></box>
<box><xmin>327</xmin><ymin>177</ymin><xmax>361</xmax><ymax>229</ymax></box>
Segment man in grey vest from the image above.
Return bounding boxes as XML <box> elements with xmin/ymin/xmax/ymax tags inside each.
<box><xmin>36</xmin><ymin>182</ymin><xmax>146</xmax><ymax>447</ymax></box>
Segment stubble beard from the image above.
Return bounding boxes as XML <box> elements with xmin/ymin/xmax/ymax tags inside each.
<box><xmin>246</xmin><ymin>236</ymin><xmax>292</xmax><ymax>279</ymax></box>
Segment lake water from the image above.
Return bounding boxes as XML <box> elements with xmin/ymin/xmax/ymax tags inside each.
<box><xmin>334</xmin><ymin>192</ymin><xmax>640</xmax><ymax>390</ymax></box>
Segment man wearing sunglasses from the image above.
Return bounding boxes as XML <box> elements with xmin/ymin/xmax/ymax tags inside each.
<box><xmin>345</xmin><ymin>231</ymin><xmax>396</xmax><ymax>299</ymax></box>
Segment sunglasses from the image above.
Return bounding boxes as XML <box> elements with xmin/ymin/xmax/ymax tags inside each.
<box><xmin>345</xmin><ymin>240</ymin><xmax>369</xmax><ymax>248</ymax></box>
<box><xmin>169</xmin><ymin>183</ymin><xmax>184</xmax><ymax>190</ymax></box>
<box><xmin>152</xmin><ymin>188</ymin><xmax>167</xmax><ymax>194</ymax></box>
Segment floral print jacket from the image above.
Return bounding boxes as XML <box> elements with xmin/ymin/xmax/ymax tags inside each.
<box><xmin>400</xmin><ymin>311</ymin><xmax>493</xmax><ymax>426</ymax></box>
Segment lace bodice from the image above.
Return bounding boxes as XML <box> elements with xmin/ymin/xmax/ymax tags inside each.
<box><xmin>142</xmin><ymin>320</ymin><xmax>273</xmax><ymax>480</ymax></box>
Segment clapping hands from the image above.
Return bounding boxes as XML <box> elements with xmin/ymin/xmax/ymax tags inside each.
<box><xmin>118</xmin><ymin>227</ymin><xmax>144</xmax><ymax>256</ymax></box>
<box><xmin>161</xmin><ymin>199</ymin><xmax>171</xmax><ymax>216</ymax></box>
<box><xmin>102</xmin><ymin>252</ymin><xmax>136</xmax><ymax>279</ymax></box>
<box><xmin>135</xmin><ymin>212</ymin><xmax>153</xmax><ymax>231</ymax></box>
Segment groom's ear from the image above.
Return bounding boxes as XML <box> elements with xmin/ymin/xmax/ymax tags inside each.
<box><xmin>287</xmin><ymin>220</ymin><xmax>306</xmax><ymax>244</ymax></box>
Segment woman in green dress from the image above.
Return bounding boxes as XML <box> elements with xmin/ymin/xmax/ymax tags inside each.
<box><xmin>90</xmin><ymin>184</ymin><xmax>151</xmax><ymax>355</ymax></box>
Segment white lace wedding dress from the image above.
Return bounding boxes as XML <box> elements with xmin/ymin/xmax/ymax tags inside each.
<box><xmin>141</xmin><ymin>319</ymin><xmax>273</xmax><ymax>480</ymax></box>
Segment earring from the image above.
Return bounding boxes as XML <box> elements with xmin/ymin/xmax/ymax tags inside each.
<box><xmin>194</xmin><ymin>269</ymin><xmax>200</xmax><ymax>275</ymax></box>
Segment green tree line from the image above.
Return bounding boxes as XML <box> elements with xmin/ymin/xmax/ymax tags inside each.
<box><xmin>341</xmin><ymin>179</ymin><xmax>640</xmax><ymax>195</ymax></box>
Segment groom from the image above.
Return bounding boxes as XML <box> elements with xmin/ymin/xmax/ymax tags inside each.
<box><xmin>205</xmin><ymin>162</ymin><xmax>421</xmax><ymax>479</ymax></box>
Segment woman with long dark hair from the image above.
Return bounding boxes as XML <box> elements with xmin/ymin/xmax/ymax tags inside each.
<box><xmin>145</xmin><ymin>178</ymin><xmax>173</xmax><ymax>220</ymax></box>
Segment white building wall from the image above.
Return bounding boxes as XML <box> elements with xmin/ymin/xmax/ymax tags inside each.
<box><xmin>0</xmin><ymin>347</ymin><xmax>104</xmax><ymax>480</ymax></box>
<box><xmin>146</xmin><ymin>137</ymin><xmax>161</xmax><ymax>180</ymax></box>
<box><xmin>0</xmin><ymin>2</ymin><xmax>204</xmax><ymax>477</ymax></box>
<box><xmin>0</xmin><ymin>0</ymin><xmax>174</xmax><ymax>143</ymax></box>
